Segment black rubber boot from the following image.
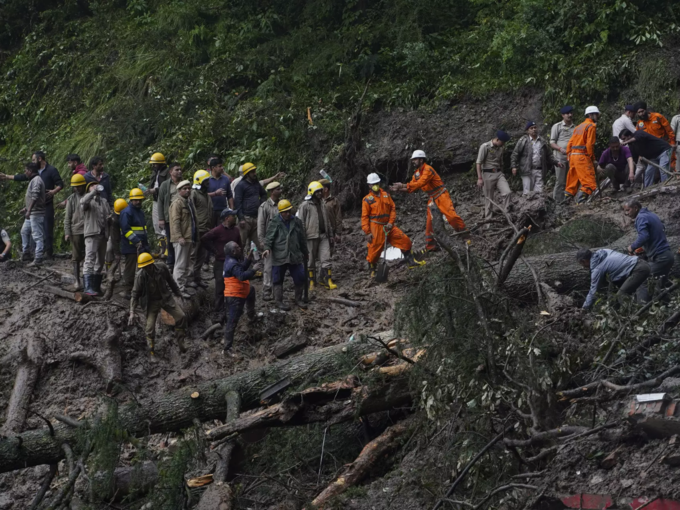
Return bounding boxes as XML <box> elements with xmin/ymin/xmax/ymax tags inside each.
<box><xmin>294</xmin><ymin>285</ymin><xmax>308</xmax><ymax>309</ymax></box>
<box><xmin>274</xmin><ymin>284</ymin><xmax>291</xmax><ymax>311</ymax></box>
<box><xmin>84</xmin><ymin>275</ymin><xmax>97</xmax><ymax>296</ymax></box>
<box><xmin>73</xmin><ymin>262</ymin><xmax>82</xmax><ymax>290</ymax></box>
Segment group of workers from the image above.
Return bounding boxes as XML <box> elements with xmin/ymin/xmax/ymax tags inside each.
<box><xmin>1</xmin><ymin>99</ymin><xmax>678</xmax><ymax>355</ymax></box>
<box><xmin>476</xmin><ymin>102</ymin><xmax>678</xmax><ymax>214</ymax></box>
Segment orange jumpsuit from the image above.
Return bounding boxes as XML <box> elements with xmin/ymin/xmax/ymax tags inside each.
<box><xmin>406</xmin><ymin>163</ymin><xmax>466</xmax><ymax>251</ymax></box>
<box><xmin>565</xmin><ymin>118</ymin><xmax>598</xmax><ymax>197</ymax></box>
<box><xmin>362</xmin><ymin>188</ymin><xmax>412</xmax><ymax>263</ymax></box>
<box><xmin>637</xmin><ymin>112</ymin><xmax>676</xmax><ymax>168</ymax></box>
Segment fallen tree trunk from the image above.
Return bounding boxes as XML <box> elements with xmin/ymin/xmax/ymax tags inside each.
<box><xmin>0</xmin><ymin>338</ymin><xmax>378</xmax><ymax>474</ymax></box>
<box><xmin>309</xmin><ymin>415</ymin><xmax>414</xmax><ymax>508</ymax></box>
<box><xmin>43</xmin><ymin>285</ymin><xmax>90</xmax><ymax>304</ymax></box>
<box><xmin>500</xmin><ymin>235</ymin><xmax>680</xmax><ymax>301</ymax></box>
<box><xmin>206</xmin><ymin>376</ymin><xmax>412</xmax><ymax>442</ymax></box>
<box><xmin>1</xmin><ymin>337</ymin><xmax>44</xmax><ymax>435</ymax></box>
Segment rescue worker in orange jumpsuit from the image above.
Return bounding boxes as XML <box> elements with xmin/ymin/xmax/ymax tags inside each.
<box><xmin>634</xmin><ymin>101</ymin><xmax>676</xmax><ymax>177</ymax></box>
<box><xmin>565</xmin><ymin>106</ymin><xmax>600</xmax><ymax>204</ymax></box>
<box><xmin>362</xmin><ymin>173</ymin><xmax>425</xmax><ymax>276</ymax></box>
<box><xmin>391</xmin><ymin>150</ymin><xmax>467</xmax><ymax>252</ymax></box>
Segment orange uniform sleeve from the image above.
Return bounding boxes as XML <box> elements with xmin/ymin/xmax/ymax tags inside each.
<box><xmin>660</xmin><ymin>114</ymin><xmax>676</xmax><ymax>145</ymax></box>
<box><xmin>406</xmin><ymin>165</ymin><xmax>434</xmax><ymax>193</ymax></box>
<box><xmin>387</xmin><ymin>194</ymin><xmax>397</xmax><ymax>225</ymax></box>
<box><xmin>361</xmin><ymin>197</ymin><xmax>371</xmax><ymax>234</ymax></box>
<box><xmin>586</xmin><ymin>122</ymin><xmax>597</xmax><ymax>161</ymax></box>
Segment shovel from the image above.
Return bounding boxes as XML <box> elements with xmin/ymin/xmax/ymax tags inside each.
<box><xmin>375</xmin><ymin>227</ymin><xmax>389</xmax><ymax>283</ymax></box>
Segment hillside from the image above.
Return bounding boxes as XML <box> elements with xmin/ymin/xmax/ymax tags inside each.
<box><xmin>2</xmin><ymin>1</ymin><xmax>680</xmax><ymax>510</ymax></box>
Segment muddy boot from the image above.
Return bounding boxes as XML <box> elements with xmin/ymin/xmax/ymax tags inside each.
<box><xmin>320</xmin><ymin>268</ymin><xmax>338</xmax><ymax>290</ymax></box>
<box><xmin>262</xmin><ymin>286</ymin><xmax>273</xmax><ymax>302</ymax></box>
<box><xmin>223</xmin><ymin>323</ymin><xmax>235</xmax><ymax>353</ymax></box>
<box><xmin>73</xmin><ymin>262</ymin><xmax>82</xmax><ymax>291</ymax></box>
<box><xmin>21</xmin><ymin>251</ymin><xmax>31</xmax><ymax>262</ymax></box>
<box><xmin>175</xmin><ymin>328</ymin><xmax>187</xmax><ymax>353</ymax></box>
<box><xmin>294</xmin><ymin>285</ymin><xmax>308</xmax><ymax>309</ymax></box>
<box><xmin>146</xmin><ymin>336</ymin><xmax>159</xmax><ymax>362</ymax></box>
<box><xmin>274</xmin><ymin>284</ymin><xmax>291</xmax><ymax>311</ymax></box>
<box><xmin>575</xmin><ymin>190</ymin><xmax>588</xmax><ymax>204</ymax></box>
<box><xmin>195</xmin><ymin>277</ymin><xmax>207</xmax><ymax>289</ymax></box>
<box><xmin>93</xmin><ymin>274</ymin><xmax>103</xmax><ymax>295</ymax></box>
<box><xmin>308</xmin><ymin>269</ymin><xmax>316</xmax><ymax>292</ymax></box>
<box><xmin>403</xmin><ymin>250</ymin><xmax>426</xmax><ymax>269</ymax></box>
<box><xmin>368</xmin><ymin>262</ymin><xmax>376</xmax><ymax>278</ymax></box>
<box><xmin>27</xmin><ymin>258</ymin><xmax>43</xmax><ymax>267</ymax></box>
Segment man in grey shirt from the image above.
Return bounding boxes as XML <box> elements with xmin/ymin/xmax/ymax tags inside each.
<box><xmin>20</xmin><ymin>162</ymin><xmax>46</xmax><ymax>266</ymax></box>
<box><xmin>550</xmin><ymin>106</ymin><xmax>575</xmax><ymax>202</ymax></box>
<box><xmin>576</xmin><ymin>248</ymin><xmax>650</xmax><ymax>309</ymax></box>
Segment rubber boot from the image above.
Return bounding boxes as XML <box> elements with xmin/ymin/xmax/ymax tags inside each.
<box><xmin>308</xmin><ymin>269</ymin><xmax>316</xmax><ymax>292</ymax></box>
<box><xmin>575</xmin><ymin>190</ymin><xmax>588</xmax><ymax>204</ymax></box>
<box><xmin>368</xmin><ymin>262</ymin><xmax>376</xmax><ymax>278</ymax></box>
<box><xmin>175</xmin><ymin>328</ymin><xmax>187</xmax><ymax>353</ymax></box>
<box><xmin>563</xmin><ymin>192</ymin><xmax>574</xmax><ymax>203</ymax></box>
<box><xmin>94</xmin><ymin>274</ymin><xmax>103</xmax><ymax>295</ymax></box>
<box><xmin>262</xmin><ymin>287</ymin><xmax>273</xmax><ymax>301</ymax></box>
<box><xmin>146</xmin><ymin>336</ymin><xmax>158</xmax><ymax>362</ymax></box>
<box><xmin>27</xmin><ymin>258</ymin><xmax>43</xmax><ymax>267</ymax></box>
<box><xmin>320</xmin><ymin>268</ymin><xmax>338</xmax><ymax>290</ymax></box>
<box><xmin>84</xmin><ymin>275</ymin><xmax>97</xmax><ymax>296</ymax></box>
<box><xmin>195</xmin><ymin>276</ymin><xmax>207</xmax><ymax>289</ymax></box>
<box><xmin>159</xmin><ymin>237</ymin><xmax>168</xmax><ymax>260</ymax></box>
<box><xmin>21</xmin><ymin>251</ymin><xmax>31</xmax><ymax>262</ymax></box>
<box><xmin>73</xmin><ymin>261</ymin><xmax>82</xmax><ymax>291</ymax></box>
<box><xmin>294</xmin><ymin>285</ymin><xmax>308</xmax><ymax>309</ymax></box>
<box><xmin>274</xmin><ymin>284</ymin><xmax>291</xmax><ymax>311</ymax></box>
<box><xmin>403</xmin><ymin>250</ymin><xmax>426</xmax><ymax>269</ymax></box>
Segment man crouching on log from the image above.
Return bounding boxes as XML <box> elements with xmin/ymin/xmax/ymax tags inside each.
<box><xmin>222</xmin><ymin>241</ymin><xmax>257</xmax><ymax>355</ymax></box>
<box><xmin>128</xmin><ymin>252</ymin><xmax>187</xmax><ymax>359</ymax></box>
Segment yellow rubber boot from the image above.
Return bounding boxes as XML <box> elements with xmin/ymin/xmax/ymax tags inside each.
<box><xmin>308</xmin><ymin>269</ymin><xmax>316</xmax><ymax>292</ymax></box>
<box><xmin>146</xmin><ymin>336</ymin><xmax>158</xmax><ymax>361</ymax></box>
<box><xmin>324</xmin><ymin>268</ymin><xmax>338</xmax><ymax>290</ymax></box>
<box><xmin>369</xmin><ymin>262</ymin><xmax>376</xmax><ymax>278</ymax></box>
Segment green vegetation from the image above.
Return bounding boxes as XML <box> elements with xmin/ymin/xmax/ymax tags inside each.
<box><xmin>0</xmin><ymin>0</ymin><xmax>678</xmax><ymax>251</ymax></box>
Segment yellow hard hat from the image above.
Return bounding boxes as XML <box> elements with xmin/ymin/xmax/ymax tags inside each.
<box><xmin>114</xmin><ymin>198</ymin><xmax>128</xmax><ymax>214</ymax></box>
<box><xmin>137</xmin><ymin>252</ymin><xmax>154</xmax><ymax>268</ymax></box>
<box><xmin>149</xmin><ymin>152</ymin><xmax>166</xmax><ymax>164</ymax></box>
<box><xmin>308</xmin><ymin>181</ymin><xmax>323</xmax><ymax>195</ymax></box>
<box><xmin>277</xmin><ymin>199</ymin><xmax>293</xmax><ymax>212</ymax></box>
<box><xmin>242</xmin><ymin>162</ymin><xmax>257</xmax><ymax>176</ymax></box>
<box><xmin>129</xmin><ymin>188</ymin><xmax>145</xmax><ymax>200</ymax></box>
<box><xmin>70</xmin><ymin>174</ymin><xmax>86</xmax><ymax>187</ymax></box>
<box><xmin>193</xmin><ymin>169</ymin><xmax>210</xmax><ymax>188</ymax></box>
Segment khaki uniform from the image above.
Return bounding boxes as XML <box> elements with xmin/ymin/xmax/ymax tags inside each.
<box><xmin>323</xmin><ymin>195</ymin><xmax>342</xmax><ymax>235</ymax></box>
<box><xmin>258</xmin><ymin>198</ymin><xmax>279</xmax><ymax>293</ymax></box>
<box><xmin>190</xmin><ymin>189</ymin><xmax>213</xmax><ymax>282</ymax></box>
<box><xmin>477</xmin><ymin>140</ymin><xmax>510</xmax><ymax>220</ymax></box>
<box><xmin>511</xmin><ymin>134</ymin><xmax>555</xmax><ymax>195</ymax></box>
<box><xmin>550</xmin><ymin>121</ymin><xmax>575</xmax><ymax>202</ymax></box>
<box><xmin>81</xmin><ymin>189</ymin><xmax>110</xmax><ymax>275</ymax></box>
<box><xmin>297</xmin><ymin>198</ymin><xmax>334</xmax><ymax>270</ymax></box>
<box><xmin>169</xmin><ymin>195</ymin><xmax>197</xmax><ymax>291</ymax></box>
<box><xmin>130</xmin><ymin>262</ymin><xmax>185</xmax><ymax>340</ymax></box>
<box><xmin>64</xmin><ymin>192</ymin><xmax>85</xmax><ymax>262</ymax></box>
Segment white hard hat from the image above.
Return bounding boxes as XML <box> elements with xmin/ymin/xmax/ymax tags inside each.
<box><xmin>411</xmin><ymin>150</ymin><xmax>427</xmax><ymax>160</ymax></box>
<box><xmin>367</xmin><ymin>173</ymin><xmax>381</xmax><ymax>185</ymax></box>
<box><xmin>585</xmin><ymin>106</ymin><xmax>600</xmax><ymax>115</ymax></box>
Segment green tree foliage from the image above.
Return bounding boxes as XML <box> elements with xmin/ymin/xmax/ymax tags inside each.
<box><xmin>0</xmin><ymin>0</ymin><xmax>677</xmax><ymax>251</ymax></box>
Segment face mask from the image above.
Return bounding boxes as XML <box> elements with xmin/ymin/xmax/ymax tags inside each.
<box><xmin>371</xmin><ymin>185</ymin><xmax>380</xmax><ymax>192</ymax></box>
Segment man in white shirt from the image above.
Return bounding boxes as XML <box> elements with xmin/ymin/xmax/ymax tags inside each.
<box><xmin>612</xmin><ymin>105</ymin><xmax>637</xmax><ymax>140</ymax></box>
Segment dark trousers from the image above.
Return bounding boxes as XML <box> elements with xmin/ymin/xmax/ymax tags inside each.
<box><xmin>213</xmin><ymin>259</ymin><xmax>225</xmax><ymax>310</ymax></box>
<box><xmin>44</xmin><ymin>202</ymin><xmax>55</xmax><ymax>256</ymax></box>
<box><xmin>165</xmin><ymin>224</ymin><xmax>175</xmax><ymax>268</ymax></box>
<box><xmin>636</xmin><ymin>250</ymin><xmax>674</xmax><ymax>303</ymax></box>
<box><xmin>224</xmin><ymin>286</ymin><xmax>255</xmax><ymax>350</ymax></box>
<box><xmin>122</xmin><ymin>253</ymin><xmax>137</xmax><ymax>289</ymax></box>
<box><xmin>272</xmin><ymin>263</ymin><xmax>306</xmax><ymax>286</ymax></box>
<box><xmin>616</xmin><ymin>259</ymin><xmax>650</xmax><ymax>302</ymax></box>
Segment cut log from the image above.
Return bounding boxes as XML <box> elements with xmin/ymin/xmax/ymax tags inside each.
<box><xmin>309</xmin><ymin>416</ymin><xmax>414</xmax><ymax>508</ymax></box>
<box><xmin>272</xmin><ymin>336</ymin><xmax>308</xmax><ymax>358</ymax></box>
<box><xmin>1</xmin><ymin>337</ymin><xmax>44</xmax><ymax>435</ymax></box>
<box><xmin>213</xmin><ymin>390</ymin><xmax>240</xmax><ymax>483</ymax></box>
<box><xmin>0</xmin><ymin>339</ymin><xmax>377</xmax><ymax>474</ymax></box>
<box><xmin>161</xmin><ymin>281</ymin><xmax>214</xmax><ymax>325</ymax></box>
<box><xmin>43</xmin><ymin>285</ymin><xmax>90</xmax><ymax>304</ymax></box>
<box><xmin>500</xmin><ymin>235</ymin><xmax>680</xmax><ymax>301</ymax></box>
<box><xmin>206</xmin><ymin>377</ymin><xmax>412</xmax><ymax>442</ymax></box>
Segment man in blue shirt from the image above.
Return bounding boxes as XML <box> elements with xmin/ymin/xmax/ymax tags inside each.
<box><xmin>234</xmin><ymin>162</ymin><xmax>267</xmax><ymax>252</ymax></box>
<box><xmin>623</xmin><ymin>200</ymin><xmax>674</xmax><ymax>301</ymax></box>
<box><xmin>577</xmin><ymin>248</ymin><xmax>650</xmax><ymax>309</ymax></box>
<box><xmin>206</xmin><ymin>156</ymin><xmax>234</xmax><ymax>226</ymax></box>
